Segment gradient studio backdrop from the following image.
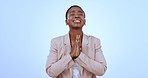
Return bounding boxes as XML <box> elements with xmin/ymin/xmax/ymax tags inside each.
<box><xmin>0</xmin><ymin>0</ymin><xmax>148</xmax><ymax>78</ymax></box>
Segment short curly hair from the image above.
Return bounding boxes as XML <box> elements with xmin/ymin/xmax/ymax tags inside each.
<box><xmin>65</xmin><ymin>5</ymin><xmax>85</xmax><ymax>19</ymax></box>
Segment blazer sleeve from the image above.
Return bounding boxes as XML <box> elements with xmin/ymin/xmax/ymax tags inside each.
<box><xmin>46</xmin><ymin>38</ymin><xmax>74</xmax><ymax>77</ymax></box>
<box><xmin>75</xmin><ymin>38</ymin><xmax>107</xmax><ymax>76</ymax></box>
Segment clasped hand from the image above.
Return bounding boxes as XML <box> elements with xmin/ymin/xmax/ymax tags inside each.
<box><xmin>70</xmin><ymin>35</ymin><xmax>81</xmax><ymax>59</ymax></box>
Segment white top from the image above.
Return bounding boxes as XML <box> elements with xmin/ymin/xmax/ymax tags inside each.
<box><xmin>72</xmin><ymin>62</ymin><xmax>81</xmax><ymax>78</ymax></box>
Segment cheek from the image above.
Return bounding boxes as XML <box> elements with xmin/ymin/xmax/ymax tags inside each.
<box><xmin>66</xmin><ymin>19</ymin><xmax>72</xmax><ymax>25</ymax></box>
<box><xmin>68</xmin><ymin>16</ymin><xmax>74</xmax><ymax>20</ymax></box>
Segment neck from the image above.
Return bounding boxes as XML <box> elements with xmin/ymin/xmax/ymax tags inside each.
<box><xmin>69</xmin><ymin>29</ymin><xmax>83</xmax><ymax>37</ymax></box>
<box><xmin>69</xmin><ymin>29</ymin><xmax>83</xmax><ymax>42</ymax></box>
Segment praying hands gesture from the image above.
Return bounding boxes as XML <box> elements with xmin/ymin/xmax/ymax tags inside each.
<box><xmin>70</xmin><ymin>35</ymin><xmax>82</xmax><ymax>59</ymax></box>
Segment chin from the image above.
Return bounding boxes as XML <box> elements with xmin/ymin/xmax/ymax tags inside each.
<box><xmin>73</xmin><ymin>26</ymin><xmax>82</xmax><ymax>28</ymax></box>
<box><xmin>71</xmin><ymin>26</ymin><xmax>81</xmax><ymax>29</ymax></box>
<box><xmin>73</xmin><ymin>25</ymin><xmax>82</xmax><ymax>27</ymax></box>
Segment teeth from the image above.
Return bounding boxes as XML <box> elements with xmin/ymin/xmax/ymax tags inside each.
<box><xmin>73</xmin><ymin>19</ymin><xmax>80</xmax><ymax>22</ymax></box>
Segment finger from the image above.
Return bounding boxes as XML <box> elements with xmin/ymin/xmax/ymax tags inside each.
<box><xmin>76</xmin><ymin>39</ymin><xmax>79</xmax><ymax>43</ymax></box>
<box><xmin>76</xmin><ymin>35</ymin><xmax>80</xmax><ymax>40</ymax></box>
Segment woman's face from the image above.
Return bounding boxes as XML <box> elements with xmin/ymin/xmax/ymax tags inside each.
<box><xmin>66</xmin><ymin>7</ymin><xmax>85</xmax><ymax>29</ymax></box>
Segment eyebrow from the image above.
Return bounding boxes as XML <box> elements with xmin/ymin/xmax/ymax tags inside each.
<box><xmin>69</xmin><ymin>10</ymin><xmax>83</xmax><ymax>13</ymax></box>
<box><xmin>69</xmin><ymin>11</ymin><xmax>75</xmax><ymax>13</ymax></box>
<box><xmin>78</xmin><ymin>11</ymin><xmax>83</xmax><ymax>13</ymax></box>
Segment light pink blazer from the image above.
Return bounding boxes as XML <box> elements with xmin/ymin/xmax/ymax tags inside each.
<box><xmin>46</xmin><ymin>33</ymin><xmax>107</xmax><ymax>78</ymax></box>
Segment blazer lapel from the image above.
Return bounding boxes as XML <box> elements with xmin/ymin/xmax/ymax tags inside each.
<box><xmin>64</xmin><ymin>33</ymin><xmax>71</xmax><ymax>53</ymax></box>
<box><xmin>82</xmin><ymin>34</ymin><xmax>89</xmax><ymax>53</ymax></box>
<box><xmin>80</xmin><ymin>34</ymin><xmax>89</xmax><ymax>77</ymax></box>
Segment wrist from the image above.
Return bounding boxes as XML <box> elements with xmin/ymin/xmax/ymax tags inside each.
<box><xmin>72</xmin><ymin>56</ymin><xmax>78</xmax><ymax>60</ymax></box>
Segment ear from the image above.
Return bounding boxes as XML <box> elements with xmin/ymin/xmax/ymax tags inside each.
<box><xmin>65</xmin><ymin>19</ymin><xmax>69</xmax><ymax>25</ymax></box>
<box><xmin>84</xmin><ymin>19</ymin><xmax>86</xmax><ymax>25</ymax></box>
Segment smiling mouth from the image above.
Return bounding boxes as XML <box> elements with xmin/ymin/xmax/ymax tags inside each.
<box><xmin>73</xmin><ymin>19</ymin><xmax>81</xmax><ymax>23</ymax></box>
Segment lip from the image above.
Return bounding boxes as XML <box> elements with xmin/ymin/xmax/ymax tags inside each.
<box><xmin>73</xmin><ymin>19</ymin><xmax>81</xmax><ymax>23</ymax></box>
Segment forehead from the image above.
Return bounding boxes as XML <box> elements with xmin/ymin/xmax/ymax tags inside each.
<box><xmin>68</xmin><ymin>7</ymin><xmax>84</xmax><ymax>13</ymax></box>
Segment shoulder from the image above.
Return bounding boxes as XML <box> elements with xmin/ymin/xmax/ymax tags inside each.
<box><xmin>85</xmin><ymin>34</ymin><xmax>101</xmax><ymax>42</ymax></box>
<box><xmin>50</xmin><ymin>35</ymin><xmax>65</xmax><ymax>43</ymax></box>
<box><xmin>85</xmin><ymin>34</ymin><xmax>102</xmax><ymax>47</ymax></box>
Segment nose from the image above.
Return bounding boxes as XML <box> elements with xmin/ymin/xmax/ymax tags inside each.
<box><xmin>75</xmin><ymin>15</ymin><xmax>79</xmax><ymax>18</ymax></box>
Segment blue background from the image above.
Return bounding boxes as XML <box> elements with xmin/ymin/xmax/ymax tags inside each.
<box><xmin>0</xmin><ymin>0</ymin><xmax>148</xmax><ymax>78</ymax></box>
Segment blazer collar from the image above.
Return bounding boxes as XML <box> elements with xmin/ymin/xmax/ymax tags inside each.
<box><xmin>64</xmin><ymin>33</ymin><xmax>71</xmax><ymax>46</ymax></box>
